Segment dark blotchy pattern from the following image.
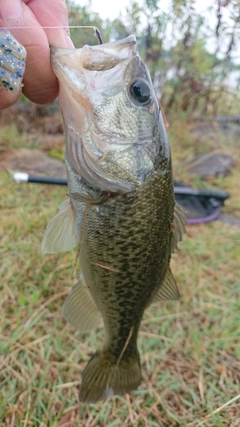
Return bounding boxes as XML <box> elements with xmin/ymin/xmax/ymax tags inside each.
<box><xmin>80</xmin><ymin>166</ymin><xmax>174</xmax><ymax>362</ymax></box>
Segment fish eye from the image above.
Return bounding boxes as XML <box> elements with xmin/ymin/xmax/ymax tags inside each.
<box><xmin>129</xmin><ymin>79</ymin><xmax>151</xmax><ymax>106</ymax></box>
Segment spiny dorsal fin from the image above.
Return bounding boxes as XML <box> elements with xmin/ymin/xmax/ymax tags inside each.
<box><xmin>153</xmin><ymin>267</ymin><xmax>180</xmax><ymax>301</ymax></box>
<box><xmin>171</xmin><ymin>202</ymin><xmax>186</xmax><ymax>253</ymax></box>
<box><xmin>62</xmin><ymin>277</ymin><xmax>100</xmax><ymax>332</ymax></box>
<box><xmin>42</xmin><ymin>199</ymin><xmax>77</xmax><ymax>253</ymax></box>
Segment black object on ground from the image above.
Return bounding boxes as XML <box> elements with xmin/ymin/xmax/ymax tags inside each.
<box><xmin>13</xmin><ymin>173</ymin><xmax>230</xmax><ymax>225</ymax></box>
<box><xmin>174</xmin><ymin>181</ymin><xmax>229</xmax><ymax>224</ymax></box>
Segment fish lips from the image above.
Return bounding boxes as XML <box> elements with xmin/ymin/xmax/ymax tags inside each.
<box><xmin>50</xmin><ymin>36</ymin><xmax>161</xmax><ymax>194</ymax></box>
<box><xmin>50</xmin><ymin>35</ymin><xmax>137</xmax><ymax>71</ymax></box>
<box><xmin>50</xmin><ymin>37</ymin><xmax>141</xmax><ymax>194</ymax></box>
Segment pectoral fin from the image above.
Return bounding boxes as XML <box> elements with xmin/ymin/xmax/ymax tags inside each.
<box><xmin>62</xmin><ymin>277</ymin><xmax>100</xmax><ymax>332</ymax></box>
<box><xmin>171</xmin><ymin>202</ymin><xmax>186</xmax><ymax>253</ymax></box>
<box><xmin>42</xmin><ymin>199</ymin><xmax>77</xmax><ymax>253</ymax></box>
<box><xmin>153</xmin><ymin>267</ymin><xmax>180</xmax><ymax>302</ymax></box>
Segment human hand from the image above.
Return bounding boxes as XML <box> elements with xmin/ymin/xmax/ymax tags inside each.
<box><xmin>0</xmin><ymin>0</ymin><xmax>74</xmax><ymax>109</ymax></box>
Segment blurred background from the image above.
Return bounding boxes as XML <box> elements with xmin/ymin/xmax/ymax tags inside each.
<box><xmin>69</xmin><ymin>0</ymin><xmax>240</xmax><ymax>116</ymax></box>
<box><xmin>0</xmin><ymin>1</ymin><xmax>240</xmax><ymax>426</ymax></box>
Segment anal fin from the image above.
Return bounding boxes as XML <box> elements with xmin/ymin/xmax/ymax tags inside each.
<box><xmin>153</xmin><ymin>267</ymin><xmax>180</xmax><ymax>302</ymax></box>
<box><xmin>62</xmin><ymin>276</ymin><xmax>100</xmax><ymax>332</ymax></box>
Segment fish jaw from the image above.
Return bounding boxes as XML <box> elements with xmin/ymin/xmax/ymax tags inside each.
<box><xmin>50</xmin><ymin>35</ymin><xmax>137</xmax><ymax>74</ymax></box>
<box><xmin>50</xmin><ymin>36</ymin><xmax>138</xmax><ymax>194</ymax></box>
<box><xmin>51</xmin><ymin>36</ymin><xmax>168</xmax><ymax>194</ymax></box>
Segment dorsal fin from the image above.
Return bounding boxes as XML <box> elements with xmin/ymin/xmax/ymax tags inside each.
<box><xmin>42</xmin><ymin>199</ymin><xmax>77</xmax><ymax>253</ymax></box>
<box><xmin>153</xmin><ymin>267</ymin><xmax>180</xmax><ymax>302</ymax></box>
<box><xmin>171</xmin><ymin>202</ymin><xmax>186</xmax><ymax>253</ymax></box>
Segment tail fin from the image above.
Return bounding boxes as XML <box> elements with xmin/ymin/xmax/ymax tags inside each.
<box><xmin>79</xmin><ymin>350</ymin><xmax>141</xmax><ymax>403</ymax></box>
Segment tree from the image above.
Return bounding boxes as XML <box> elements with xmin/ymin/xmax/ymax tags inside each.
<box><xmin>66</xmin><ymin>0</ymin><xmax>240</xmax><ymax>115</ymax></box>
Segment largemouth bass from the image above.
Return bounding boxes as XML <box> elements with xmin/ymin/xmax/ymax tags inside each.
<box><xmin>42</xmin><ymin>35</ymin><xmax>186</xmax><ymax>403</ymax></box>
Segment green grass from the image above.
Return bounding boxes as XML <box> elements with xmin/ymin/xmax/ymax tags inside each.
<box><xmin>0</xmin><ymin>113</ymin><xmax>240</xmax><ymax>426</ymax></box>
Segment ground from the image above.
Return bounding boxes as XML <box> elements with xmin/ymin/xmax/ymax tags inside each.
<box><xmin>0</xmin><ymin>102</ymin><xmax>239</xmax><ymax>426</ymax></box>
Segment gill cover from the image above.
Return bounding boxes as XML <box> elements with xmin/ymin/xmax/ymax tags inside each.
<box><xmin>50</xmin><ymin>36</ymin><xmax>163</xmax><ymax>194</ymax></box>
<box><xmin>51</xmin><ymin>36</ymin><xmax>137</xmax><ymax>193</ymax></box>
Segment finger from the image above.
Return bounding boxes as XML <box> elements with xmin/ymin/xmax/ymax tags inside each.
<box><xmin>0</xmin><ymin>0</ymin><xmax>57</xmax><ymax>104</ymax></box>
<box><xmin>0</xmin><ymin>0</ymin><xmax>73</xmax><ymax>105</ymax></box>
<box><xmin>0</xmin><ymin>88</ymin><xmax>20</xmax><ymax>109</ymax></box>
<box><xmin>23</xmin><ymin>0</ymin><xmax>74</xmax><ymax>49</ymax></box>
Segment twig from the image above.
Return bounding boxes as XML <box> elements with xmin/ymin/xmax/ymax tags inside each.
<box><xmin>117</xmin><ymin>326</ymin><xmax>134</xmax><ymax>365</ymax></box>
<box><xmin>24</xmin><ymin>291</ymin><xmax>69</xmax><ymax>328</ymax></box>
<box><xmin>90</xmin><ymin>261</ymin><xmax>119</xmax><ymax>273</ymax></box>
<box><xmin>187</xmin><ymin>394</ymin><xmax>240</xmax><ymax>426</ymax></box>
<box><xmin>188</xmin><ymin>150</ymin><xmax>219</xmax><ymax>169</ymax></box>
<box><xmin>54</xmin><ymin>381</ymin><xmax>81</xmax><ymax>389</ymax></box>
<box><xmin>204</xmin><ymin>394</ymin><xmax>240</xmax><ymax>419</ymax></box>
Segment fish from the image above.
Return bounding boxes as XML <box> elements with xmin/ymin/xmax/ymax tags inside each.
<box><xmin>42</xmin><ymin>35</ymin><xmax>186</xmax><ymax>403</ymax></box>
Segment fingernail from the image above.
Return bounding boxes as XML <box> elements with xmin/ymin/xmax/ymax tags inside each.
<box><xmin>0</xmin><ymin>0</ymin><xmax>23</xmax><ymax>20</ymax></box>
<box><xmin>65</xmin><ymin>33</ymin><xmax>74</xmax><ymax>49</ymax></box>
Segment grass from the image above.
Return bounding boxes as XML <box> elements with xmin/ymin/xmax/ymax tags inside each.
<box><xmin>0</xmin><ymin>110</ymin><xmax>240</xmax><ymax>426</ymax></box>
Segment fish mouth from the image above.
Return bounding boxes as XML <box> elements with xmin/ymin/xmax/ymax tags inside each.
<box><xmin>51</xmin><ymin>36</ymin><xmax>147</xmax><ymax>194</ymax></box>
<box><xmin>50</xmin><ymin>35</ymin><xmax>137</xmax><ymax>72</ymax></box>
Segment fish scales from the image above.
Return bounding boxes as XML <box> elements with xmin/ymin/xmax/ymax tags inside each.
<box><xmin>42</xmin><ymin>35</ymin><xmax>186</xmax><ymax>403</ymax></box>
<box><xmin>81</xmin><ymin>169</ymin><xmax>174</xmax><ymax>352</ymax></box>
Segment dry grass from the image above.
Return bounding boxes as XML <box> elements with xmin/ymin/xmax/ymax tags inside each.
<box><xmin>0</xmin><ymin>110</ymin><xmax>240</xmax><ymax>426</ymax></box>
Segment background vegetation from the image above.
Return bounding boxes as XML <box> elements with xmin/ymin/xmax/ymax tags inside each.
<box><xmin>67</xmin><ymin>0</ymin><xmax>240</xmax><ymax>115</ymax></box>
<box><xmin>0</xmin><ymin>0</ymin><xmax>240</xmax><ymax>426</ymax></box>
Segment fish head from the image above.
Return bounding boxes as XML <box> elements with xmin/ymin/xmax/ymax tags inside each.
<box><xmin>51</xmin><ymin>36</ymin><xmax>170</xmax><ymax>194</ymax></box>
